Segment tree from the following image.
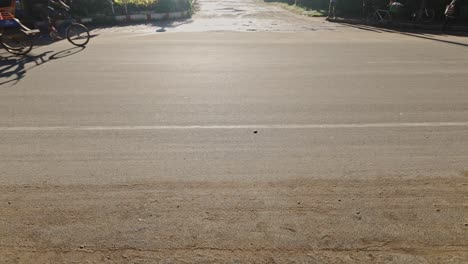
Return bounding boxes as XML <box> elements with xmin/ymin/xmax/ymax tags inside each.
<box><xmin>114</xmin><ymin>0</ymin><xmax>157</xmax><ymax>15</ymax></box>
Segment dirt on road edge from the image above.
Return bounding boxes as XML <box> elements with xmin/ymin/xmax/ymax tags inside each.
<box><xmin>1</xmin><ymin>176</ymin><xmax>467</xmax><ymax>263</ymax></box>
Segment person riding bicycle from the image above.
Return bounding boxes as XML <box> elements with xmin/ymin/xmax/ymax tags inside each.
<box><xmin>49</xmin><ymin>0</ymin><xmax>70</xmax><ymax>10</ymax></box>
<box><xmin>46</xmin><ymin>0</ymin><xmax>71</xmax><ymax>40</ymax></box>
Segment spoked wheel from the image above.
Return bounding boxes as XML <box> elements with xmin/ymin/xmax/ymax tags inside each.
<box><xmin>1</xmin><ymin>30</ymin><xmax>33</xmax><ymax>56</ymax></box>
<box><xmin>66</xmin><ymin>23</ymin><xmax>90</xmax><ymax>47</ymax></box>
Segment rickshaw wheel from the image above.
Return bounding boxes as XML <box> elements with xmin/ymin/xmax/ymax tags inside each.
<box><xmin>1</xmin><ymin>29</ymin><xmax>33</xmax><ymax>56</ymax></box>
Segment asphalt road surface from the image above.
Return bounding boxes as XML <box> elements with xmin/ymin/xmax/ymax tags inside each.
<box><xmin>1</xmin><ymin>1</ymin><xmax>468</xmax><ymax>263</ymax></box>
<box><xmin>97</xmin><ymin>0</ymin><xmax>341</xmax><ymax>33</ymax></box>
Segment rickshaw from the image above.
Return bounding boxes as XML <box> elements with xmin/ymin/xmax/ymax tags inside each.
<box><xmin>0</xmin><ymin>0</ymin><xmax>39</xmax><ymax>55</ymax></box>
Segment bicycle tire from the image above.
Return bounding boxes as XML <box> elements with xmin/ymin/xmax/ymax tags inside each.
<box><xmin>1</xmin><ymin>30</ymin><xmax>33</xmax><ymax>56</ymax></box>
<box><xmin>66</xmin><ymin>23</ymin><xmax>90</xmax><ymax>47</ymax></box>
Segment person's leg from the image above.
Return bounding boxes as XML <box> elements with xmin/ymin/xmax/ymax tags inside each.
<box><xmin>362</xmin><ymin>3</ymin><xmax>368</xmax><ymax>21</ymax></box>
<box><xmin>46</xmin><ymin>7</ymin><xmax>64</xmax><ymax>40</ymax></box>
<box><xmin>328</xmin><ymin>2</ymin><xmax>333</xmax><ymax>18</ymax></box>
<box><xmin>332</xmin><ymin>2</ymin><xmax>336</xmax><ymax>19</ymax></box>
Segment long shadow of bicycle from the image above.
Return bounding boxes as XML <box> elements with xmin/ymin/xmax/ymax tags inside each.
<box><xmin>0</xmin><ymin>46</ymin><xmax>85</xmax><ymax>87</ymax></box>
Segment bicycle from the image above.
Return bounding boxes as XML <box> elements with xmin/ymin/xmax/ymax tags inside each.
<box><xmin>45</xmin><ymin>0</ymin><xmax>90</xmax><ymax>47</ymax></box>
<box><xmin>366</xmin><ymin>7</ymin><xmax>392</xmax><ymax>26</ymax></box>
<box><xmin>0</xmin><ymin>0</ymin><xmax>40</xmax><ymax>55</ymax></box>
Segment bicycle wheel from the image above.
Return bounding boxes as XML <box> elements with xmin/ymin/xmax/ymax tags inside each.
<box><xmin>1</xmin><ymin>30</ymin><xmax>33</xmax><ymax>56</ymax></box>
<box><xmin>421</xmin><ymin>9</ymin><xmax>435</xmax><ymax>23</ymax></box>
<box><xmin>66</xmin><ymin>23</ymin><xmax>90</xmax><ymax>47</ymax></box>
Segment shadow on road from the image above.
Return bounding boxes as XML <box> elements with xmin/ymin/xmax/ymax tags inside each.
<box><xmin>0</xmin><ymin>46</ymin><xmax>85</xmax><ymax>87</ymax></box>
<box><xmin>341</xmin><ymin>23</ymin><xmax>384</xmax><ymax>33</ymax></box>
<box><xmin>398</xmin><ymin>32</ymin><xmax>468</xmax><ymax>47</ymax></box>
<box><xmin>33</xmin><ymin>34</ymin><xmax>99</xmax><ymax>47</ymax></box>
<box><xmin>152</xmin><ymin>19</ymin><xmax>194</xmax><ymax>32</ymax></box>
<box><xmin>341</xmin><ymin>23</ymin><xmax>468</xmax><ymax>47</ymax></box>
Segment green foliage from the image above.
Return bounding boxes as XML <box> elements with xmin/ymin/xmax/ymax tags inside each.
<box><xmin>113</xmin><ymin>0</ymin><xmax>192</xmax><ymax>14</ymax></box>
<box><xmin>155</xmin><ymin>0</ymin><xmax>192</xmax><ymax>13</ymax></box>
<box><xmin>114</xmin><ymin>0</ymin><xmax>157</xmax><ymax>6</ymax></box>
<box><xmin>113</xmin><ymin>0</ymin><xmax>158</xmax><ymax>14</ymax></box>
<box><xmin>71</xmin><ymin>0</ymin><xmax>192</xmax><ymax>16</ymax></box>
<box><xmin>72</xmin><ymin>0</ymin><xmax>113</xmax><ymax>16</ymax></box>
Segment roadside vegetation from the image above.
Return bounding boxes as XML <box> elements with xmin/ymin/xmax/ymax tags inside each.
<box><xmin>265</xmin><ymin>1</ymin><xmax>327</xmax><ymax>17</ymax></box>
<box><xmin>72</xmin><ymin>0</ymin><xmax>193</xmax><ymax>17</ymax></box>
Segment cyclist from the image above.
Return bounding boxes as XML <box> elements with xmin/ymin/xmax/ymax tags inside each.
<box><xmin>45</xmin><ymin>0</ymin><xmax>71</xmax><ymax>40</ymax></box>
<box><xmin>49</xmin><ymin>0</ymin><xmax>70</xmax><ymax>11</ymax></box>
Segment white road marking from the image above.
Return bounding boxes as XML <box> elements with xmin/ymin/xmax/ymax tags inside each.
<box><xmin>0</xmin><ymin>122</ymin><xmax>468</xmax><ymax>132</ymax></box>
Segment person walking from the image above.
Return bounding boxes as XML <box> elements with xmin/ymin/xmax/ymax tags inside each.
<box><xmin>327</xmin><ymin>0</ymin><xmax>337</xmax><ymax>20</ymax></box>
<box><xmin>443</xmin><ymin>0</ymin><xmax>459</xmax><ymax>32</ymax></box>
<box><xmin>362</xmin><ymin>0</ymin><xmax>374</xmax><ymax>20</ymax></box>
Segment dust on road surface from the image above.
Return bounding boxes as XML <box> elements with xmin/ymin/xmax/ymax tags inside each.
<box><xmin>1</xmin><ymin>178</ymin><xmax>467</xmax><ymax>263</ymax></box>
<box><xmin>97</xmin><ymin>0</ymin><xmax>342</xmax><ymax>33</ymax></box>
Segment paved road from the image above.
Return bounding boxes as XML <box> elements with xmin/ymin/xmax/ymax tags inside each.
<box><xmin>98</xmin><ymin>0</ymin><xmax>341</xmax><ymax>33</ymax></box>
<box><xmin>1</xmin><ymin>1</ymin><xmax>468</xmax><ymax>263</ymax></box>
